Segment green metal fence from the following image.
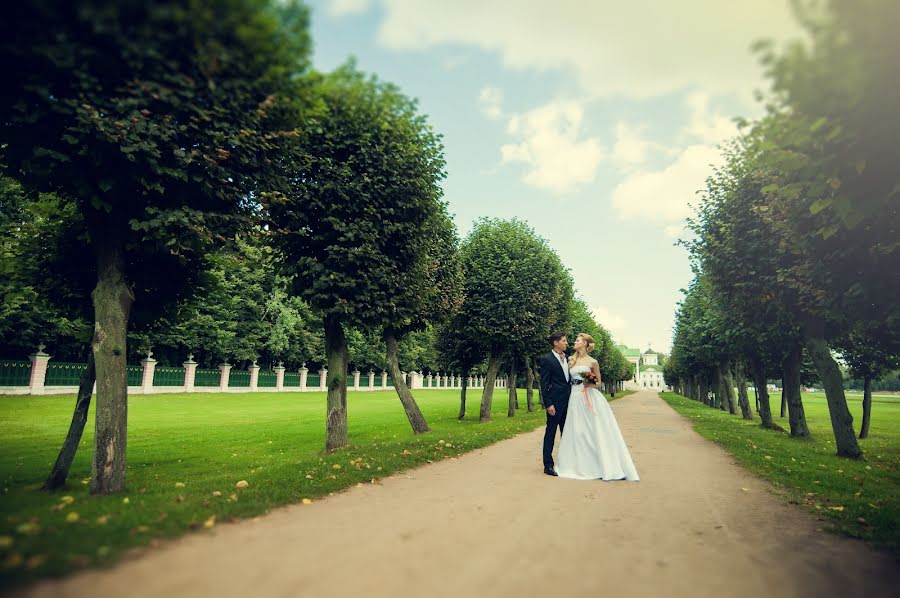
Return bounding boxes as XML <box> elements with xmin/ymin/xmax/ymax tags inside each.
<box><xmin>0</xmin><ymin>360</ymin><xmax>32</xmax><ymax>386</ymax></box>
<box><xmin>345</xmin><ymin>374</ymin><xmax>355</xmax><ymax>386</ymax></box>
<box><xmin>127</xmin><ymin>365</ymin><xmax>143</xmax><ymax>386</ymax></box>
<box><xmin>229</xmin><ymin>370</ymin><xmax>250</xmax><ymax>387</ymax></box>
<box><xmin>284</xmin><ymin>372</ymin><xmax>300</xmax><ymax>387</ymax></box>
<box><xmin>307</xmin><ymin>373</ymin><xmax>320</xmax><ymax>387</ymax></box>
<box><xmin>195</xmin><ymin>369</ymin><xmax>220</xmax><ymax>387</ymax></box>
<box><xmin>45</xmin><ymin>362</ymin><xmax>88</xmax><ymax>386</ymax></box>
<box><xmin>360</xmin><ymin>376</ymin><xmax>370</xmax><ymax>388</ymax></box>
<box><xmin>153</xmin><ymin>366</ymin><xmax>185</xmax><ymax>386</ymax></box>
<box><xmin>258</xmin><ymin>370</ymin><xmax>277</xmax><ymax>388</ymax></box>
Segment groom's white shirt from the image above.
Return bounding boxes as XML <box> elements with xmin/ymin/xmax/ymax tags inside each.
<box><xmin>555</xmin><ymin>351</ymin><xmax>569</xmax><ymax>382</ymax></box>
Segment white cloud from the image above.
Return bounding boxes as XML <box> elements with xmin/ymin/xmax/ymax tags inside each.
<box><xmin>325</xmin><ymin>0</ymin><xmax>372</xmax><ymax>17</ymax></box>
<box><xmin>611</xmin><ymin>144</ymin><xmax>721</xmax><ymax>223</ymax></box>
<box><xmin>591</xmin><ymin>306</ymin><xmax>628</xmax><ymax>338</ymax></box>
<box><xmin>611</xmin><ymin>122</ymin><xmax>676</xmax><ymax>169</ymax></box>
<box><xmin>499</xmin><ymin>99</ymin><xmax>604</xmax><ymax>193</ymax></box>
<box><xmin>683</xmin><ymin>91</ymin><xmax>740</xmax><ymax>145</ymax></box>
<box><xmin>372</xmin><ymin>0</ymin><xmax>801</xmax><ymax>101</ymax></box>
<box><xmin>478</xmin><ymin>86</ymin><xmax>504</xmax><ymax>121</ymax></box>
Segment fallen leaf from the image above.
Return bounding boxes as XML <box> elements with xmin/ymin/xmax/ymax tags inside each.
<box><xmin>25</xmin><ymin>554</ymin><xmax>47</xmax><ymax>569</ymax></box>
<box><xmin>331</xmin><ymin>464</ymin><xmax>342</xmax><ymax>470</ymax></box>
<box><xmin>741</xmin><ymin>488</ymin><xmax>750</xmax><ymax>492</ymax></box>
<box><xmin>203</xmin><ymin>515</ymin><xmax>216</xmax><ymax>529</ymax></box>
<box><xmin>212</xmin><ymin>491</ymin><xmax>222</xmax><ymax>497</ymax></box>
<box><xmin>235</xmin><ymin>480</ymin><xmax>249</xmax><ymax>489</ymax></box>
<box><xmin>175</xmin><ymin>482</ymin><xmax>185</xmax><ymax>488</ymax></box>
<box><xmin>828</xmin><ymin>506</ymin><xmax>845</xmax><ymax>512</ymax></box>
<box><xmin>96</xmin><ymin>516</ymin><xmax>109</xmax><ymax>525</ymax></box>
<box><xmin>305</xmin><ymin>474</ymin><xmax>313</xmax><ymax>480</ymax></box>
<box><xmin>65</xmin><ymin>512</ymin><xmax>80</xmax><ymax>524</ymax></box>
<box><xmin>301</xmin><ymin>498</ymin><xmax>313</xmax><ymax>505</ymax></box>
<box><xmin>122</xmin><ymin>497</ymin><xmax>130</xmax><ymax>505</ymax></box>
<box><xmin>3</xmin><ymin>553</ymin><xmax>23</xmax><ymax>568</ymax></box>
<box><xmin>0</xmin><ymin>536</ymin><xmax>13</xmax><ymax>549</ymax></box>
<box><xmin>60</xmin><ymin>496</ymin><xmax>75</xmax><ymax>505</ymax></box>
<box><xmin>15</xmin><ymin>522</ymin><xmax>39</xmax><ymax>535</ymax></box>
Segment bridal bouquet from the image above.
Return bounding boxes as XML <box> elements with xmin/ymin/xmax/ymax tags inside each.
<box><xmin>581</xmin><ymin>370</ymin><xmax>600</xmax><ymax>386</ymax></box>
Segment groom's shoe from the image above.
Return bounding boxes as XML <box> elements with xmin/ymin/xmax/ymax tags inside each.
<box><xmin>544</xmin><ymin>467</ymin><xmax>558</xmax><ymax>476</ymax></box>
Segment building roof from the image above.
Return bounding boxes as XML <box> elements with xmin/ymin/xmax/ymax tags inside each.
<box><xmin>615</xmin><ymin>344</ymin><xmax>641</xmax><ymax>358</ymax></box>
<box><xmin>641</xmin><ymin>364</ymin><xmax>663</xmax><ymax>372</ymax></box>
<box><xmin>643</xmin><ymin>348</ymin><xmax>656</xmax><ymax>355</ymax></box>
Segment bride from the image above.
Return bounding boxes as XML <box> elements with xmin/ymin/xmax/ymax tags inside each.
<box><xmin>555</xmin><ymin>333</ymin><xmax>640</xmax><ymax>481</ymax></box>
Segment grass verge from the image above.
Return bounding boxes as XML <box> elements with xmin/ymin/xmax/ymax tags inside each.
<box><xmin>659</xmin><ymin>391</ymin><xmax>898</xmax><ymax>555</ymax></box>
<box><xmin>0</xmin><ymin>387</ymin><xmax>564</xmax><ymax>587</ymax></box>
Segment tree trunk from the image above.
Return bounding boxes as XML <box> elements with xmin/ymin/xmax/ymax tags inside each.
<box><xmin>805</xmin><ymin>330</ymin><xmax>862</xmax><ymax>458</ymax></box>
<box><xmin>384</xmin><ymin>331</ymin><xmax>430</xmax><ymax>434</ymax></box>
<box><xmin>782</xmin><ymin>343</ymin><xmax>811</xmax><ymax>438</ymax></box>
<box><xmin>735</xmin><ymin>360</ymin><xmax>753</xmax><ymax>420</ymax></box>
<box><xmin>458</xmin><ymin>375</ymin><xmax>468</xmax><ymax>420</ymax></box>
<box><xmin>90</xmin><ymin>236</ymin><xmax>134</xmax><ymax>495</ymax></box>
<box><xmin>44</xmin><ymin>349</ymin><xmax>96</xmax><ymax>491</ymax></box>
<box><xmin>535</xmin><ymin>363</ymin><xmax>544</xmax><ymax>408</ymax></box>
<box><xmin>714</xmin><ymin>364</ymin><xmax>727</xmax><ymax>411</ymax></box>
<box><xmin>780</xmin><ymin>376</ymin><xmax>787</xmax><ymax>418</ymax></box>
<box><xmin>699</xmin><ymin>377</ymin><xmax>710</xmax><ymax>407</ymax></box>
<box><xmin>507</xmin><ymin>358</ymin><xmax>518</xmax><ymax>417</ymax></box>
<box><xmin>750</xmin><ymin>355</ymin><xmax>778</xmax><ymax>430</ymax></box>
<box><xmin>479</xmin><ymin>350</ymin><xmax>503</xmax><ymax>422</ymax></box>
<box><xmin>859</xmin><ymin>376</ymin><xmax>872</xmax><ymax>439</ymax></box>
<box><xmin>720</xmin><ymin>358</ymin><xmax>738</xmax><ymax>415</ymax></box>
<box><xmin>324</xmin><ymin>315</ymin><xmax>349</xmax><ymax>452</ymax></box>
<box><xmin>524</xmin><ymin>357</ymin><xmax>535</xmax><ymax>412</ymax></box>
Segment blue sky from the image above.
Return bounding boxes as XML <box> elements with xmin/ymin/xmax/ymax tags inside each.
<box><xmin>306</xmin><ymin>0</ymin><xmax>802</xmax><ymax>352</ymax></box>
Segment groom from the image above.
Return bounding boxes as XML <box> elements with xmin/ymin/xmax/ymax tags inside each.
<box><xmin>539</xmin><ymin>332</ymin><xmax>570</xmax><ymax>476</ymax></box>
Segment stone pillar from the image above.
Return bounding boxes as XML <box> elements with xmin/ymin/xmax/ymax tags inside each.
<box><xmin>426</xmin><ymin>373</ymin><xmax>433</xmax><ymax>388</ymax></box>
<box><xmin>450</xmin><ymin>374</ymin><xmax>456</xmax><ymax>388</ymax></box>
<box><xmin>183</xmin><ymin>354</ymin><xmax>197</xmax><ymax>392</ymax></box>
<box><xmin>368</xmin><ymin>371</ymin><xmax>375</xmax><ymax>392</ymax></box>
<box><xmin>319</xmin><ymin>368</ymin><xmax>327</xmax><ymax>391</ymax></box>
<box><xmin>274</xmin><ymin>362</ymin><xmax>285</xmax><ymax>391</ymax></box>
<box><xmin>28</xmin><ymin>344</ymin><xmax>51</xmax><ymax>395</ymax></box>
<box><xmin>299</xmin><ymin>364</ymin><xmax>309</xmax><ymax>391</ymax></box>
<box><xmin>140</xmin><ymin>351</ymin><xmax>157</xmax><ymax>394</ymax></box>
<box><xmin>219</xmin><ymin>362</ymin><xmax>232</xmax><ymax>391</ymax></box>
<box><xmin>381</xmin><ymin>371</ymin><xmax>388</xmax><ymax>388</ymax></box>
<box><xmin>249</xmin><ymin>360</ymin><xmax>260</xmax><ymax>391</ymax></box>
<box><xmin>443</xmin><ymin>374</ymin><xmax>449</xmax><ymax>388</ymax></box>
<box><xmin>409</xmin><ymin>371</ymin><xmax>419</xmax><ymax>389</ymax></box>
<box><xmin>479</xmin><ymin>376</ymin><xmax>484</xmax><ymax>388</ymax></box>
<box><xmin>352</xmin><ymin>370</ymin><xmax>361</xmax><ymax>391</ymax></box>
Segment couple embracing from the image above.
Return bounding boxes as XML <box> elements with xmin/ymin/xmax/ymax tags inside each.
<box><xmin>540</xmin><ymin>332</ymin><xmax>640</xmax><ymax>481</ymax></box>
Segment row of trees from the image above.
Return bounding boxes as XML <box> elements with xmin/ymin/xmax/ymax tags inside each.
<box><xmin>666</xmin><ymin>0</ymin><xmax>900</xmax><ymax>457</ymax></box>
<box><xmin>0</xmin><ymin>1</ymin><xmax>632</xmax><ymax>493</ymax></box>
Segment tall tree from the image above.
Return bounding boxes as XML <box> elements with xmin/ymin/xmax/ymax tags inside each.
<box><xmin>0</xmin><ymin>0</ymin><xmax>311</xmax><ymax>491</ymax></box>
<box><xmin>268</xmin><ymin>64</ymin><xmax>450</xmax><ymax>447</ymax></box>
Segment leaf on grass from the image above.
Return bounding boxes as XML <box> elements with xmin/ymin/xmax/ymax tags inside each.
<box><xmin>203</xmin><ymin>515</ymin><xmax>216</xmax><ymax>529</ymax></box>
<box><xmin>65</xmin><ymin>512</ymin><xmax>80</xmax><ymax>524</ymax></box>
<box><xmin>235</xmin><ymin>480</ymin><xmax>249</xmax><ymax>489</ymax></box>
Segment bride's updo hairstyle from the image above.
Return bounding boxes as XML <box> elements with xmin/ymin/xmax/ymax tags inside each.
<box><xmin>568</xmin><ymin>333</ymin><xmax>596</xmax><ymax>366</ymax></box>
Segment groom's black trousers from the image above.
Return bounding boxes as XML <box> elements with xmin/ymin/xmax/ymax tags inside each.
<box><xmin>543</xmin><ymin>398</ymin><xmax>569</xmax><ymax>470</ymax></box>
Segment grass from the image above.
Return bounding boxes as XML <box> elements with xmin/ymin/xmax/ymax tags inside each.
<box><xmin>0</xmin><ymin>387</ymin><xmax>580</xmax><ymax>588</ymax></box>
<box><xmin>659</xmin><ymin>390</ymin><xmax>899</xmax><ymax>555</ymax></box>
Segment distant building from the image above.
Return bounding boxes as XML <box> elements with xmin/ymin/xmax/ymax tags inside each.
<box><xmin>615</xmin><ymin>344</ymin><xmax>668</xmax><ymax>390</ymax></box>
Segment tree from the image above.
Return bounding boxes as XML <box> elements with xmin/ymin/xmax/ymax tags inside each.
<box><xmin>452</xmin><ymin>219</ymin><xmax>572</xmax><ymax>423</ymax></box>
<box><xmin>840</xmin><ymin>330</ymin><xmax>900</xmax><ymax>439</ymax></box>
<box><xmin>268</xmin><ymin>64</ymin><xmax>450</xmax><ymax>448</ymax></box>
<box><xmin>0</xmin><ymin>0</ymin><xmax>310</xmax><ymax>491</ymax></box>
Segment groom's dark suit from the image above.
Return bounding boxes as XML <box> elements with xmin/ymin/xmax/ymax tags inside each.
<box><xmin>540</xmin><ymin>350</ymin><xmax>570</xmax><ymax>471</ymax></box>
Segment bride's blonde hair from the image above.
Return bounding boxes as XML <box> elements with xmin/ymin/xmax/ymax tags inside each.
<box><xmin>568</xmin><ymin>333</ymin><xmax>595</xmax><ymax>366</ymax></box>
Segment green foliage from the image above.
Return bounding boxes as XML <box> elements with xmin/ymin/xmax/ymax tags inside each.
<box><xmin>453</xmin><ymin>218</ymin><xmax>571</xmax><ymax>360</ymax></box>
<box><xmin>268</xmin><ymin>63</ymin><xmax>451</xmax><ymax>333</ymax></box>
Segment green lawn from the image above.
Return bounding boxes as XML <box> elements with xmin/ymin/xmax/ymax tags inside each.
<box><xmin>0</xmin><ymin>388</ymin><xmax>573</xmax><ymax>588</ymax></box>
<box><xmin>660</xmin><ymin>390</ymin><xmax>899</xmax><ymax>555</ymax></box>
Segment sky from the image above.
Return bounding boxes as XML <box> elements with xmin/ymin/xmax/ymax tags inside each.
<box><xmin>306</xmin><ymin>0</ymin><xmax>803</xmax><ymax>353</ymax></box>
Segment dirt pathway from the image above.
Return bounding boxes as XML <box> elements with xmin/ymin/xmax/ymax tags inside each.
<box><xmin>22</xmin><ymin>390</ymin><xmax>898</xmax><ymax>598</ymax></box>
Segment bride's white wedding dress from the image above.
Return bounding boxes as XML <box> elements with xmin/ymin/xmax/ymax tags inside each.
<box><xmin>555</xmin><ymin>365</ymin><xmax>640</xmax><ymax>481</ymax></box>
